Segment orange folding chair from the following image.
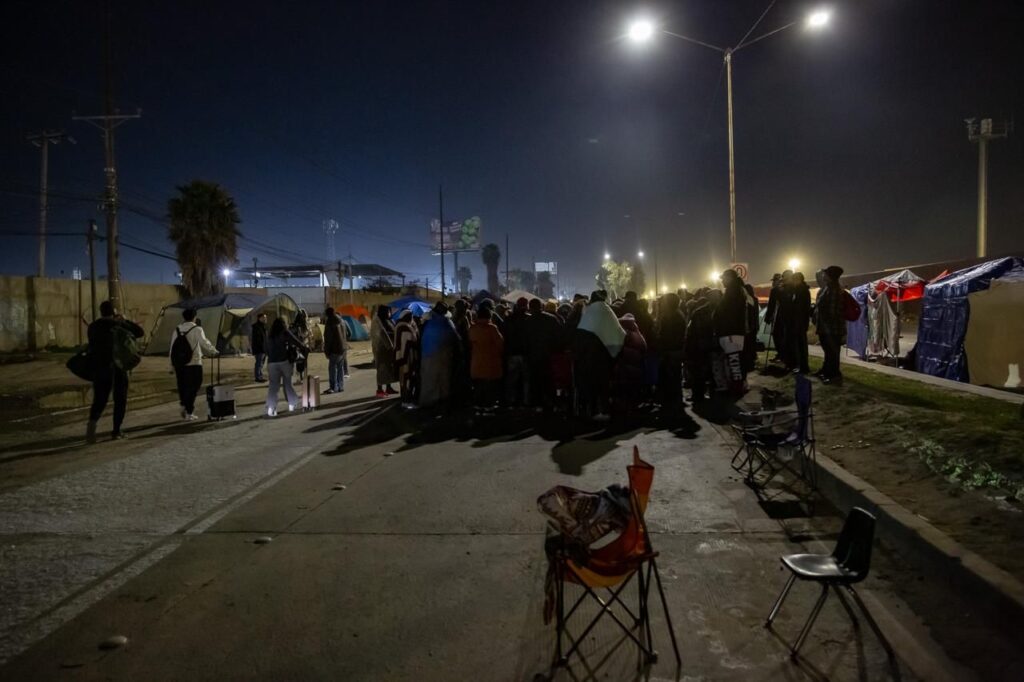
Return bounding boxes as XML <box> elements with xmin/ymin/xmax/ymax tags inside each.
<box><xmin>548</xmin><ymin>446</ymin><xmax>681</xmax><ymax>669</ymax></box>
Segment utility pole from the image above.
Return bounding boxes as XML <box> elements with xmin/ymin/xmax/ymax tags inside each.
<box><xmin>725</xmin><ymin>50</ymin><xmax>737</xmax><ymax>264</ymax></box>
<box><xmin>72</xmin><ymin>0</ymin><xmax>139</xmax><ymax>309</ymax></box>
<box><xmin>505</xmin><ymin>232</ymin><xmax>510</xmax><ymax>292</ymax></box>
<box><xmin>438</xmin><ymin>184</ymin><xmax>446</xmax><ymax>299</ymax></box>
<box><xmin>253</xmin><ymin>257</ymin><xmax>258</xmax><ymax>288</ymax></box>
<box><xmin>87</xmin><ymin>219</ymin><xmax>98</xmax><ymax>321</ymax></box>
<box><xmin>26</xmin><ymin>130</ymin><xmax>75</xmax><ymax>277</ymax></box>
<box><xmin>966</xmin><ymin>117</ymin><xmax>1011</xmax><ymax>258</ymax></box>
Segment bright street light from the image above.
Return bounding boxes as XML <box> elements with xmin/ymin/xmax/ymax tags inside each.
<box><xmin>637</xmin><ymin>250</ymin><xmax>645</xmax><ymax>259</ymax></box>
<box><xmin>708</xmin><ymin>269</ymin><xmax>721</xmax><ymax>282</ymax></box>
<box><xmin>661</xmin><ymin>285</ymin><xmax>668</xmax><ymax>293</ymax></box>
<box><xmin>626</xmin><ymin>8</ymin><xmax>832</xmax><ymax>265</ymax></box>
<box><xmin>680</xmin><ymin>282</ymin><xmax>687</xmax><ymax>290</ymax></box>
<box><xmin>222</xmin><ymin>268</ymin><xmax>231</xmax><ymax>278</ymax></box>
<box><xmin>604</xmin><ymin>252</ymin><xmax>611</xmax><ymax>260</ymax></box>
<box><xmin>787</xmin><ymin>257</ymin><xmax>801</xmax><ymax>270</ymax></box>
<box><xmin>628</xmin><ymin>20</ymin><xmax>655</xmax><ymax>42</ymax></box>
<box><xmin>806</xmin><ymin>9</ymin><xmax>831</xmax><ymax>29</ymax></box>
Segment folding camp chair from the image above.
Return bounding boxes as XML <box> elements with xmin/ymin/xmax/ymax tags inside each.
<box><xmin>765</xmin><ymin>507</ymin><xmax>894</xmax><ymax>661</ymax></box>
<box><xmin>732</xmin><ymin>374</ymin><xmax>817</xmax><ymax>494</ymax></box>
<box><xmin>549</xmin><ymin>447</ymin><xmax>681</xmax><ymax>670</ymax></box>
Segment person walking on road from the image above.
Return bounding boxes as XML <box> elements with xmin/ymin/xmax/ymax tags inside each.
<box><xmin>815</xmin><ymin>265</ymin><xmax>847</xmax><ymax>384</ymax></box>
<box><xmin>265</xmin><ymin>317</ymin><xmax>309</xmax><ymax>416</ymax></box>
<box><xmin>251</xmin><ymin>312</ymin><xmax>268</xmax><ymax>382</ymax></box>
<box><xmin>371</xmin><ymin>305</ymin><xmax>398</xmax><ymax>398</ymax></box>
<box><xmin>322</xmin><ymin>307</ymin><xmax>349</xmax><ymax>394</ymax></box>
<box><xmin>85</xmin><ymin>300</ymin><xmax>144</xmax><ymax>443</ymax></box>
<box><xmin>170</xmin><ymin>308</ymin><xmax>219</xmax><ymax>421</ymax></box>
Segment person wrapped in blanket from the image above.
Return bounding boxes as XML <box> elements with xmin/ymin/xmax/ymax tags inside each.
<box><xmin>394</xmin><ymin>309</ymin><xmax>420</xmax><ymax>409</ymax></box>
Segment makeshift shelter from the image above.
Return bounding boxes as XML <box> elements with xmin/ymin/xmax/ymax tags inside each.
<box><xmin>341</xmin><ymin>314</ymin><xmax>370</xmax><ymax>341</ymax></box>
<box><xmin>337</xmin><ymin>304</ymin><xmax>370</xmax><ymax>323</ymax></box>
<box><xmin>387</xmin><ymin>295</ymin><xmax>432</xmax><ymax>321</ymax></box>
<box><xmin>502</xmin><ymin>289</ymin><xmax>540</xmax><ymax>303</ymax></box>
<box><xmin>916</xmin><ymin>257</ymin><xmax>1024</xmax><ymax>383</ymax></box>
<box><xmin>963</xmin><ymin>270</ymin><xmax>1024</xmax><ymax>388</ymax></box>
<box><xmin>846</xmin><ymin>269</ymin><xmax>925</xmax><ymax>358</ymax></box>
<box><xmin>145</xmin><ymin>293</ymin><xmax>299</xmax><ymax>356</ymax></box>
<box><xmin>845</xmin><ymin>285</ymin><xmax>871</xmax><ymax>358</ymax></box>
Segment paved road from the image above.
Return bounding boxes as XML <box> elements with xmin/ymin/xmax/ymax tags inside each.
<box><xmin>0</xmin><ymin>356</ymin><xmax>984</xmax><ymax>680</ymax></box>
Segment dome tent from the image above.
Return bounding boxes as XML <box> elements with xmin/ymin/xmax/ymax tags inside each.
<box><xmin>145</xmin><ymin>293</ymin><xmax>299</xmax><ymax>356</ymax></box>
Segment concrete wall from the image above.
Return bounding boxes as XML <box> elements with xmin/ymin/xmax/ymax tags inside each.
<box><xmin>0</xmin><ymin>275</ymin><xmax>265</xmax><ymax>352</ymax></box>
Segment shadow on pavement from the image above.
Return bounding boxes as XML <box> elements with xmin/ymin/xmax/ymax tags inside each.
<box><xmin>316</xmin><ymin>400</ymin><xmax>701</xmax><ymax>476</ymax></box>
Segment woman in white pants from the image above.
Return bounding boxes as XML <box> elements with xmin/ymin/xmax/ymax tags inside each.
<box><xmin>265</xmin><ymin>317</ymin><xmax>310</xmax><ymax>416</ymax></box>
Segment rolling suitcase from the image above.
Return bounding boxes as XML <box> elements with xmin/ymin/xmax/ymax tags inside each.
<box><xmin>206</xmin><ymin>355</ymin><xmax>236</xmax><ymax>420</ymax></box>
<box><xmin>303</xmin><ymin>374</ymin><xmax>321</xmax><ymax>412</ymax></box>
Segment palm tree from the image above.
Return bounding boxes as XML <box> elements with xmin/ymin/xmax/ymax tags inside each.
<box><xmin>481</xmin><ymin>243</ymin><xmax>501</xmax><ymax>293</ymax></box>
<box><xmin>168</xmin><ymin>181</ymin><xmax>242</xmax><ymax>297</ymax></box>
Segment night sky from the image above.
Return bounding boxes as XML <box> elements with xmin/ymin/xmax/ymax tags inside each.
<box><xmin>2</xmin><ymin>0</ymin><xmax>1022</xmax><ymax>293</ymax></box>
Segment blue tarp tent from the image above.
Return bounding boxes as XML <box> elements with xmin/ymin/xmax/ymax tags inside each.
<box><xmin>341</xmin><ymin>315</ymin><xmax>369</xmax><ymax>341</ymax></box>
<box><xmin>387</xmin><ymin>296</ymin><xmax>432</xmax><ymax>321</ymax></box>
<box><xmin>916</xmin><ymin>257</ymin><xmax>1024</xmax><ymax>382</ymax></box>
<box><xmin>845</xmin><ymin>284</ymin><xmax>871</xmax><ymax>358</ymax></box>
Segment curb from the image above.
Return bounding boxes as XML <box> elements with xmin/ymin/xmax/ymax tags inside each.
<box><xmin>813</xmin><ymin>451</ymin><xmax>1024</xmax><ymax>626</ymax></box>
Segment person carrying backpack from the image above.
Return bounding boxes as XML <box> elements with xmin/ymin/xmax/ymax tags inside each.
<box><xmin>85</xmin><ymin>300</ymin><xmax>145</xmax><ymax>443</ymax></box>
<box><xmin>170</xmin><ymin>308</ymin><xmax>219</xmax><ymax>420</ymax></box>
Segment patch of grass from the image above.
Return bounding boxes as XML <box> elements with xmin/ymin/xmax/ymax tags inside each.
<box><xmin>794</xmin><ymin>356</ymin><xmax>1024</xmax><ymax>500</ymax></box>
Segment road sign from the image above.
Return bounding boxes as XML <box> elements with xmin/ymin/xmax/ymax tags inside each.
<box><xmin>730</xmin><ymin>262</ymin><xmax>749</xmax><ymax>280</ymax></box>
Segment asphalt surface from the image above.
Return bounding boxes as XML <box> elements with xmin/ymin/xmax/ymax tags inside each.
<box><xmin>0</xmin><ymin>354</ymin><xmax>989</xmax><ymax>680</ymax></box>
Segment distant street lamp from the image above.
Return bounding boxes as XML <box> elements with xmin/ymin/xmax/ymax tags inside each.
<box><xmin>637</xmin><ymin>250</ymin><xmax>645</xmax><ymax>259</ymax></box>
<box><xmin>708</xmin><ymin>269</ymin><xmax>721</xmax><ymax>283</ymax></box>
<box><xmin>787</xmin><ymin>257</ymin><xmax>801</xmax><ymax>270</ymax></box>
<box><xmin>222</xmin><ymin>268</ymin><xmax>231</xmax><ymax>278</ymax></box>
<box><xmin>627</xmin><ymin>7</ymin><xmax>832</xmax><ymax>264</ymax></box>
<box><xmin>604</xmin><ymin>252</ymin><xmax>611</xmax><ymax>261</ymax></box>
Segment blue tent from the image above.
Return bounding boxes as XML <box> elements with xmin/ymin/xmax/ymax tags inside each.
<box><xmin>916</xmin><ymin>257</ymin><xmax>1024</xmax><ymax>382</ymax></box>
<box><xmin>341</xmin><ymin>315</ymin><xmax>369</xmax><ymax>341</ymax></box>
<box><xmin>845</xmin><ymin>284</ymin><xmax>871</xmax><ymax>358</ymax></box>
<box><xmin>388</xmin><ymin>296</ymin><xmax>432</xmax><ymax>320</ymax></box>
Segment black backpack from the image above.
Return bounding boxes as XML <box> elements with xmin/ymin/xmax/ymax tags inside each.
<box><xmin>170</xmin><ymin>327</ymin><xmax>194</xmax><ymax>369</ymax></box>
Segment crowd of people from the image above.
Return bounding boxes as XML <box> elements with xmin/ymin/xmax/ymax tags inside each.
<box><xmin>367</xmin><ymin>267</ymin><xmax>807</xmax><ymax>419</ymax></box>
<box><xmin>79</xmin><ymin>265</ymin><xmax>849</xmax><ymax>440</ymax></box>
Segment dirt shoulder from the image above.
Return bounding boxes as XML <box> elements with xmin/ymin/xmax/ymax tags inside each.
<box><xmin>750</xmin><ymin>358</ymin><xmax>1024</xmax><ymax>582</ymax></box>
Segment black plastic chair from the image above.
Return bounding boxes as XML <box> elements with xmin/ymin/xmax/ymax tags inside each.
<box><xmin>765</xmin><ymin>507</ymin><xmax>893</xmax><ymax>659</ymax></box>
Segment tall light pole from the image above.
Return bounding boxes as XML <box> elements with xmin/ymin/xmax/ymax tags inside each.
<box><xmin>627</xmin><ymin>6</ymin><xmax>832</xmax><ymax>264</ymax></box>
<box><xmin>965</xmin><ymin>118</ymin><xmax>1011</xmax><ymax>258</ymax></box>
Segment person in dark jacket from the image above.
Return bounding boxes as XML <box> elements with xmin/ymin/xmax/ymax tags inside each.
<box><xmin>265</xmin><ymin>317</ymin><xmax>309</xmax><ymax>416</ymax></box>
<box><xmin>322</xmin><ymin>307</ymin><xmax>349</xmax><ymax>394</ymax></box>
<box><xmin>714</xmin><ymin>270</ymin><xmax>750</xmax><ymax>395</ymax></box>
<box><xmin>787</xmin><ymin>272</ymin><xmax>812</xmax><ymax>374</ymax></box>
<box><xmin>619</xmin><ymin>291</ymin><xmax>654</xmax><ymax>344</ymax></box>
<box><xmin>656</xmin><ymin>292</ymin><xmax>687</xmax><ymax>405</ymax></box>
<box><xmin>86</xmin><ymin>300</ymin><xmax>144</xmax><ymax>443</ymax></box>
<box><xmin>683</xmin><ymin>294</ymin><xmax>715</xmax><ymax>402</ymax></box>
<box><xmin>251</xmin><ymin>313</ymin><xmax>268</xmax><ymax>381</ymax></box>
<box><xmin>451</xmin><ymin>299</ymin><xmax>473</xmax><ymax>406</ymax></box>
<box><xmin>815</xmin><ymin>265</ymin><xmax>847</xmax><ymax>383</ymax></box>
<box><xmin>742</xmin><ymin>283</ymin><xmax>759</xmax><ymax>374</ymax></box>
<box><xmin>503</xmin><ymin>298</ymin><xmax>531</xmax><ymax>407</ymax></box>
<box><xmin>525</xmin><ymin>297</ymin><xmax>563</xmax><ymax>410</ymax></box>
